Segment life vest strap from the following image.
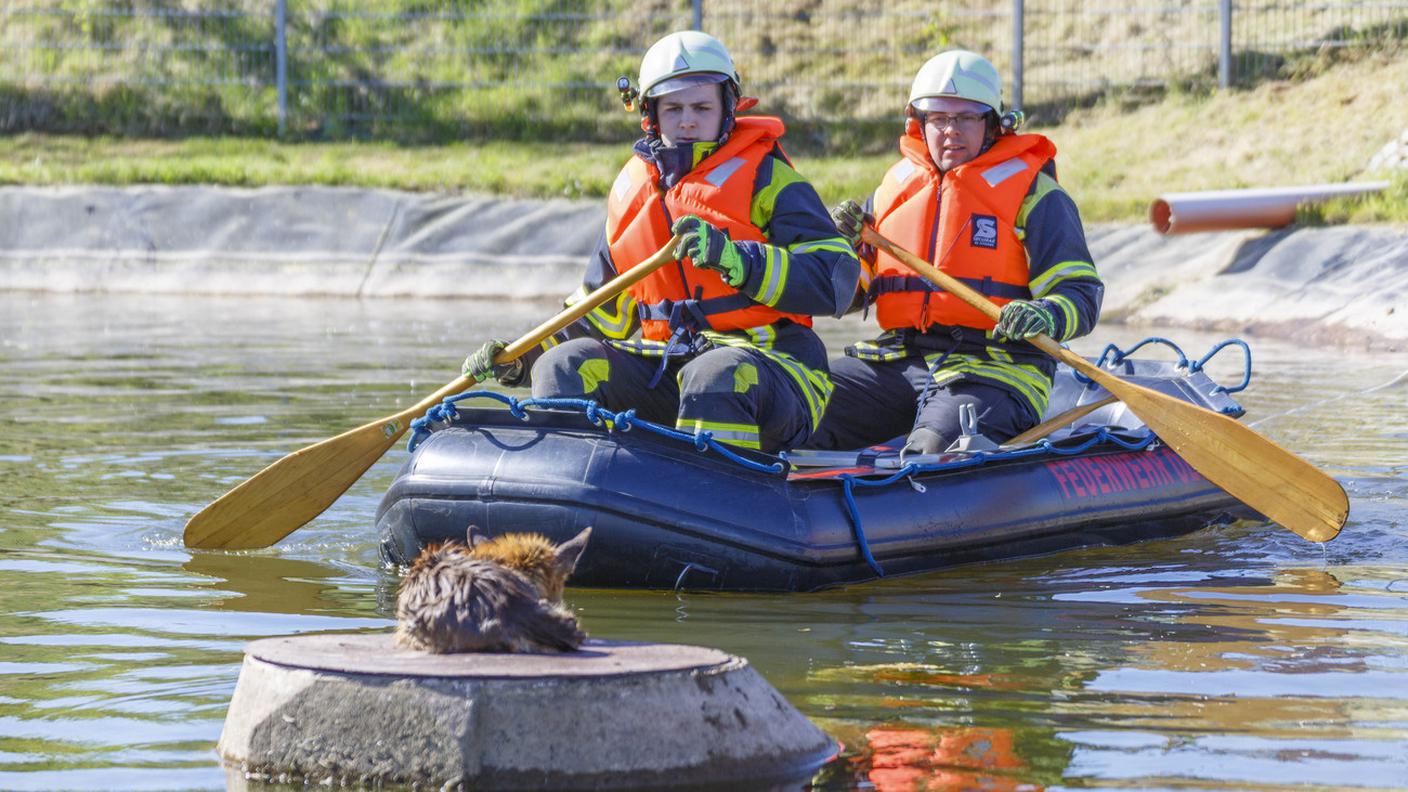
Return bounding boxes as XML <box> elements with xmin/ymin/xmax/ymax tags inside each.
<box><xmin>638</xmin><ymin>294</ymin><xmax>756</xmax><ymax>326</ymax></box>
<box><xmin>870</xmin><ymin>274</ymin><xmax>1032</xmax><ymax>301</ymax></box>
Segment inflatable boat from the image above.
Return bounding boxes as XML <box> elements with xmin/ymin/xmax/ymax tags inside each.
<box><xmin>376</xmin><ymin>338</ymin><xmax>1258</xmax><ymax>591</ymax></box>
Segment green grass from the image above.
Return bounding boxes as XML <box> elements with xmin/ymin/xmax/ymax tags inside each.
<box><xmin>3</xmin><ymin>51</ymin><xmax>1407</xmax><ymax>223</ymax></box>
<box><xmin>0</xmin><ymin>130</ymin><xmax>899</xmax><ymax>205</ymax></box>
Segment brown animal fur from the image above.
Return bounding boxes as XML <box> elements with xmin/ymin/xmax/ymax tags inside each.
<box><xmin>393</xmin><ymin>526</ymin><xmax>591</xmax><ymax>654</ymax></box>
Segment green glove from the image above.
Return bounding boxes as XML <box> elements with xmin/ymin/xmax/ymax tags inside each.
<box><xmin>672</xmin><ymin>215</ymin><xmax>747</xmax><ymax>287</ymax></box>
<box><xmin>829</xmin><ymin>199</ymin><xmax>872</xmax><ymax>248</ymax></box>
<box><xmin>462</xmin><ymin>338</ymin><xmax>526</xmax><ymax>386</ymax></box>
<box><xmin>995</xmin><ymin>300</ymin><xmax>1056</xmax><ymax>341</ymax></box>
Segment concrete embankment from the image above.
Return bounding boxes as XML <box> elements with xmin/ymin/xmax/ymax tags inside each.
<box><xmin>2</xmin><ymin>185</ymin><xmax>1404</xmax><ymax>350</ymax></box>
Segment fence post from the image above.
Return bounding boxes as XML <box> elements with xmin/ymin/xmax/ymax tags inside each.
<box><xmin>1012</xmin><ymin>0</ymin><xmax>1024</xmax><ymax>110</ymax></box>
<box><xmin>692</xmin><ymin>0</ymin><xmax>703</xmax><ymax>31</ymax></box>
<box><xmin>276</xmin><ymin>0</ymin><xmax>288</xmax><ymax>136</ymax></box>
<box><xmin>1219</xmin><ymin>0</ymin><xmax>1232</xmax><ymax>88</ymax></box>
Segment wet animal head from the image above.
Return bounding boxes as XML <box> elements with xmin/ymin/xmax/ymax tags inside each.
<box><xmin>464</xmin><ymin>525</ymin><xmax>592</xmax><ymax>602</ymax></box>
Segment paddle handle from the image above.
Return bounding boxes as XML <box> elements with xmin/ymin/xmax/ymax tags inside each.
<box><xmin>860</xmin><ymin>225</ymin><xmax>1078</xmax><ymax>364</ymax></box>
<box><xmin>496</xmin><ymin>233</ymin><xmax>682</xmax><ymax>363</ymax></box>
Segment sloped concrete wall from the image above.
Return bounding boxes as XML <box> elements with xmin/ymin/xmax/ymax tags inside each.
<box><xmin>1</xmin><ymin>185</ymin><xmax>1403</xmax><ymax>349</ymax></box>
<box><xmin>0</xmin><ymin>185</ymin><xmax>600</xmax><ymax>299</ymax></box>
<box><xmin>1087</xmin><ymin>224</ymin><xmax>1408</xmax><ymax>350</ymax></box>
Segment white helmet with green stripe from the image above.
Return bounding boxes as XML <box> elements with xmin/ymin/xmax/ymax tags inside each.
<box><xmin>908</xmin><ymin>49</ymin><xmax>1003</xmax><ymax>114</ymax></box>
<box><xmin>639</xmin><ymin>30</ymin><xmax>740</xmax><ymax>99</ymax></box>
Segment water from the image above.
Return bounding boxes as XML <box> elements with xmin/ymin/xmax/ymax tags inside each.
<box><xmin>1</xmin><ymin>291</ymin><xmax>1405</xmax><ymax>791</ymax></box>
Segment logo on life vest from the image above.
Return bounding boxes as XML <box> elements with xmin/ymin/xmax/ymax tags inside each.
<box><xmin>971</xmin><ymin>214</ymin><xmax>998</xmax><ymax>249</ymax></box>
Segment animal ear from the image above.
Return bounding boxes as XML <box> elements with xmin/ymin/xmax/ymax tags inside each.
<box><xmin>554</xmin><ymin>527</ymin><xmax>592</xmax><ymax>575</ymax></box>
<box><xmin>466</xmin><ymin>524</ymin><xmax>486</xmax><ymax>548</ymax></box>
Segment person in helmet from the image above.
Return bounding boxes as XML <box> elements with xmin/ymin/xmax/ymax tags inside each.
<box><xmin>464</xmin><ymin>31</ymin><xmax>859</xmax><ymax>453</ymax></box>
<box><xmin>806</xmin><ymin>49</ymin><xmax>1104</xmax><ymax>456</ymax></box>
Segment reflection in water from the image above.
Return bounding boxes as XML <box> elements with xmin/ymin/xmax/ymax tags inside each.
<box><xmin>827</xmin><ymin>723</ymin><xmax>1042</xmax><ymax>791</ymax></box>
<box><xmin>180</xmin><ymin>552</ymin><xmax>363</xmax><ymax>617</ymax></box>
<box><xmin>0</xmin><ymin>293</ymin><xmax>1406</xmax><ymax>790</ymax></box>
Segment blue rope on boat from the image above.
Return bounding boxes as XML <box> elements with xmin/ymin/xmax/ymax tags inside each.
<box><xmin>406</xmin><ymin>390</ymin><xmax>787</xmax><ymax>474</ymax></box>
<box><xmin>836</xmin><ymin>426</ymin><xmax>1157</xmax><ymax>578</ymax></box>
<box><xmin>408</xmin><ymin>392</ymin><xmax>1166</xmax><ymax>581</ymax></box>
<box><xmin>840</xmin><ymin>476</ymin><xmax>885</xmax><ymax>577</ymax></box>
<box><xmin>1189</xmin><ymin>338</ymin><xmax>1252</xmax><ymax>394</ymax></box>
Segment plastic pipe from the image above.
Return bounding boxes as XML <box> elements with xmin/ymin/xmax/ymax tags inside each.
<box><xmin>1150</xmin><ymin>182</ymin><xmax>1391</xmax><ymax>234</ymax></box>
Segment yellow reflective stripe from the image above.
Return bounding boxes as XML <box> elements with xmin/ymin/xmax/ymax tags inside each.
<box><xmin>749</xmin><ymin>157</ymin><xmax>808</xmax><ymax>230</ymax></box>
<box><xmin>1045</xmin><ymin>294</ymin><xmax>1079</xmax><ymax>339</ymax></box>
<box><xmin>619</xmin><ymin>338</ymin><xmax>674</xmax><ymax>358</ymax></box>
<box><xmin>745</xmin><ymin>324</ymin><xmax>775</xmax><ymax>349</ymax></box>
<box><xmin>581</xmin><ymin>291</ymin><xmax>636</xmax><ymax>340</ymax></box>
<box><xmin>760</xmin><ymin>348</ymin><xmax>831</xmax><ymax>428</ymax></box>
<box><xmin>849</xmin><ymin>341</ymin><xmax>903</xmax><ymax>362</ymax></box>
<box><xmin>1016</xmin><ymin>172</ymin><xmax>1064</xmax><ymax>228</ymax></box>
<box><xmin>755</xmin><ymin>245</ymin><xmax>790</xmax><ymax>307</ymax></box>
<box><xmin>925</xmin><ymin>353</ymin><xmax>1051</xmax><ymax>414</ymax></box>
<box><xmin>677</xmin><ymin>418</ymin><xmax>762</xmax><ymax>450</ymax></box>
<box><xmin>986</xmin><ymin>346</ymin><xmax>1014</xmax><ymax>364</ymax></box>
<box><xmin>1029</xmin><ymin>260</ymin><xmax>1100</xmax><ymax>297</ymax></box>
<box><xmin>790</xmin><ymin>236</ymin><xmax>852</xmax><ymax>256</ymax></box>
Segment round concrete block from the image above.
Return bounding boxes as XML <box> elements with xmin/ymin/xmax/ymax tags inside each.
<box><xmin>218</xmin><ymin>634</ymin><xmax>835</xmax><ymax>790</ymax></box>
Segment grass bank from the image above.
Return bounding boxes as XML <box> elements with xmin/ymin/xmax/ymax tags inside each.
<box><xmin>2</xmin><ymin>52</ymin><xmax>1406</xmax><ymax>223</ymax></box>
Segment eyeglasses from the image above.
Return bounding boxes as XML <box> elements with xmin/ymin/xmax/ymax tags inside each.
<box><xmin>924</xmin><ymin>112</ymin><xmax>986</xmax><ymax>130</ymax></box>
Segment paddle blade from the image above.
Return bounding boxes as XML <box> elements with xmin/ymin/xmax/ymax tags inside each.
<box><xmin>861</xmin><ymin>223</ymin><xmax>1348</xmax><ymax>543</ymax></box>
<box><xmin>183</xmin><ymin>416</ymin><xmax>406</xmax><ymax>550</ymax></box>
<box><xmin>1103</xmin><ymin>376</ymin><xmax>1348</xmax><ymax>543</ymax></box>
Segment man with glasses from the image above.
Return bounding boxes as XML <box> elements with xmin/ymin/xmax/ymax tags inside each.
<box><xmin>808</xmin><ymin>49</ymin><xmax>1104</xmax><ymax>456</ymax></box>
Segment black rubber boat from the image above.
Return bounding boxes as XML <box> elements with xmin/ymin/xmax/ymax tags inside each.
<box><xmin>376</xmin><ymin>338</ymin><xmax>1258</xmax><ymax>591</ymax></box>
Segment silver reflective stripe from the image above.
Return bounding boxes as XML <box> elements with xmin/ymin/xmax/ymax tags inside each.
<box><xmin>708</xmin><ymin>428</ymin><xmax>759</xmax><ymax>444</ymax></box>
<box><xmin>981</xmin><ymin>158</ymin><xmax>1028</xmax><ymax>187</ymax></box>
<box><xmin>612</xmin><ymin>169</ymin><xmax>633</xmax><ymax>202</ymax></box>
<box><xmin>705</xmin><ymin>157</ymin><xmax>747</xmax><ymax>188</ymax></box>
<box><xmin>892</xmin><ymin>159</ymin><xmax>917</xmax><ymax>184</ymax></box>
<box><xmin>758</xmin><ymin>247</ymin><xmax>785</xmax><ymax>306</ymax></box>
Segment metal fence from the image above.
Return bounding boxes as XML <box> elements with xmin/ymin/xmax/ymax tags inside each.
<box><xmin>3</xmin><ymin>1</ymin><xmax>1405</xmax><ymax>142</ymax></box>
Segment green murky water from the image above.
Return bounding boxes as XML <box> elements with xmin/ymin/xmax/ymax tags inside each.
<box><xmin>1</xmin><ymin>291</ymin><xmax>1405</xmax><ymax>790</ymax></box>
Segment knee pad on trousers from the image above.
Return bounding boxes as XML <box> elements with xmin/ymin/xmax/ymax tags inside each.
<box><xmin>532</xmin><ymin>338</ymin><xmax>611</xmax><ymax>399</ymax></box>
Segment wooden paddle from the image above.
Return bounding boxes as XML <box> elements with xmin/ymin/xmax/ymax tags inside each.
<box><xmin>860</xmin><ymin>225</ymin><xmax>1348</xmax><ymax>543</ymax></box>
<box><xmin>183</xmin><ymin>235</ymin><xmax>683</xmax><ymax>550</ymax></box>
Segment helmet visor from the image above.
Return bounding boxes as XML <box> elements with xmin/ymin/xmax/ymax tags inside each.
<box><xmin>645</xmin><ymin>71</ymin><xmax>729</xmax><ymax>99</ymax></box>
<box><xmin>911</xmin><ymin>96</ymin><xmax>992</xmax><ymax>114</ymax></box>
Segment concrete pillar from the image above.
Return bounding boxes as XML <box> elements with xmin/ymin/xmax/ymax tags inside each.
<box><xmin>218</xmin><ymin>633</ymin><xmax>836</xmax><ymax>789</ymax></box>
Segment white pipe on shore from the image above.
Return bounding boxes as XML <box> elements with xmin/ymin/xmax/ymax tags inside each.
<box><xmin>1150</xmin><ymin>182</ymin><xmax>1391</xmax><ymax>235</ymax></box>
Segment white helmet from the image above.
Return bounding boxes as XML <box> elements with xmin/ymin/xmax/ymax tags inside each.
<box><xmin>638</xmin><ymin>30</ymin><xmax>740</xmax><ymax>99</ymax></box>
<box><xmin>907</xmin><ymin>49</ymin><xmax>1003</xmax><ymax>114</ymax></box>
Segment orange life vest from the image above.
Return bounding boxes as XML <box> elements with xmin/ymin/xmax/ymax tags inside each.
<box><xmin>605</xmin><ymin>116</ymin><xmax>813</xmax><ymax>341</ymax></box>
<box><xmin>870</xmin><ymin>130</ymin><xmax>1056</xmax><ymax>332</ymax></box>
